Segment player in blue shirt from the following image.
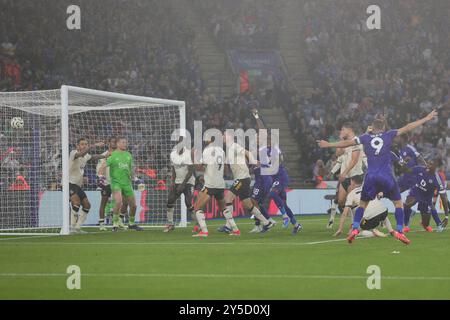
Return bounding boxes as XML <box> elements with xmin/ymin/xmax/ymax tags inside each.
<box><xmin>248</xmin><ymin>146</ymin><xmax>274</xmax><ymax>233</ymax></box>
<box><xmin>251</xmin><ymin>109</ymin><xmax>302</xmax><ymax>234</ymax></box>
<box><xmin>403</xmin><ymin>157</ymin><xmax>449</xmax><ymax>232</ymax></box>
<box><xmin>317</xmin><ymin>110</ymin><xmax>437</xmax><ymax>244</ymax></box>
<box><xmin>394</xmin><ymin>134</ymin><xmax>426</xmax><ymax>192</ymax></box>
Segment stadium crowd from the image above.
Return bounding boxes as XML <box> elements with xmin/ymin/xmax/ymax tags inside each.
<box><xmin>1</xmin><ymin>0</ymin><xmax>450</xmax><ymax>190</ymax></box>
<box><xmin>192</xmin><ymin>0</ymin><xmax>280</xmax><ymax>49</ymax></box>
<box><xmin>285</xmin><ymin>0</ymin><xmax>450</xmax><ymax>181</ymax></box>
<box><xmin>0</xmin><ymin>0</ymin><xmax>261</xmax><ymax>190</ymax></box>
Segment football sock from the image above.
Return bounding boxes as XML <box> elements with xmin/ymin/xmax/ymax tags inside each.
<box><xmin>259</xmin><ymin>204</ymin><xmax>270</xmax><ymax>219</ymax></box>
<box><xmin>352</xmin><ymin>207</ymin><xmax>364</xmax><ymax>229</ymax></box>
<box><xmin>195</xmin><ymin>210</ymin><xmax>208</xmax><ymax>233</ymax></box>
<box><xmin>70</xmin><ymin>205</ymin><xmax>80</xmax><ymax>227</ymax></box>
<box><xmin>271</xmin><ymin>192</ymin><xmax>297</xmax><ymax>225</ymax></box>
<box><xmin>112</xmin><ymin>214</ymin><xmax>119</xmax><ymax>226</ymax></box>
<box><xmin>404</xmin><ymin>206</ymin><xmax>412</xmax><ymax>226</ymax></box>
<box><xmin>75</xmin><ymin>208</ymin><xmax>89</xmax><ymax>228</ymax></box>
<box><xmin>223</xmin><ymin>205</ymin><xmax>238</xmax><ymax>231</ymax></box>
<box><xmin>394</xmin><ymin>207</ymin><xmax>404</xmax><ymax>232</ymax></box>
<box><xmin>431</xmin><ymin>208</ymin><xmax>442</xmax><ymax>226</ymax></box>
<box><xmin>330</xmin><ymin>200</ymin><xmax>337</xmax><ymax>221</ymax></box>
<box><xmin>250</xmin><ymin>206</ymin><xmax>269</xmax><ymax>225</ymax></box>
<box><xmin>167</xmin><ymin>207</ymin><xmax>175</xmax><ymax>225</ymax></box>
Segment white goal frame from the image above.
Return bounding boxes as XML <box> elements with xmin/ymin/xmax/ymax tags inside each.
<box><xmin>0</xmin><ymin>85</ymin><xmax>187</xmax><ymax>236</ymax></box>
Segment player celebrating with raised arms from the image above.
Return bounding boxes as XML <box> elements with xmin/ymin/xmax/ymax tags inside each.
<box><xmin>100</xmin><ymin>137</ymin><xmax>143</xmax><ymax>232</ymax></box>
<box><xmin>164</xmin><ymin>135</ymin><xmax>195</xmax><ymax>232</ymax></box>
<box><xmin>317</xmin><ymin>110</ymin><xmax>438</xmax><ymax>245</ymax></box>
<box><xmin>69</xmin><ymin>138</ymin><xmax>110</xmax><ymax>233</ymax></box>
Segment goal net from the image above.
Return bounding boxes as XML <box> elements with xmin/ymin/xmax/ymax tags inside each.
<box><xmin>0</xmin><ymin>86</ymin><xmax>186</xmax><ymax>235</ymax></box>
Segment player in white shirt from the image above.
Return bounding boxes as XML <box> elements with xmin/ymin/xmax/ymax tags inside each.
<box><xmin>333</xmin><ymin>175</ymin><xmax>394</xmax><ymax>238</ymax></box>
<box><xmin>221</xmin><ymin>131</ymin><xmax>274</xmax><ymax>235</ymax></box>
<box><xmin>69</xmin><ymin>137</ymin><xmax>110</xmax><ymax>233</ymax></box>
<box><xmin>164</xmin><ymin>136</ymin><xmax>195</xmax><ymax>232</ymax></box>
<box><xmin>337</xmin><ymin>123</ymin><xmax>366</xmax><ymax>203</ymax></box>
<box><xmin>326</xmin><ymin>153</ymin><xmax>345</xmax><ymax>228</ymax></box>
<box><xmin>192</xmin><ymin>139</ymin><xmax>227</xmax><ymax>238</ymax></box>
<box><xmin>328</xmin><ymin>123</ymin><xmax>367</xmax><ymax>228</ymax></box>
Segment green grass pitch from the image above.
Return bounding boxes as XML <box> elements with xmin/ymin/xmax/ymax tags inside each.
<box><xmin>1</xmin><ymin>215</ymin><xmax>449</xmax><ymax>299</ymax></box>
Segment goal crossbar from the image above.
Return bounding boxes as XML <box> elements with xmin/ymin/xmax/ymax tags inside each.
<box><xmin>0</xmin><ymin>85</ymin><xmax>187</xmax><ymax>236</ymax></box>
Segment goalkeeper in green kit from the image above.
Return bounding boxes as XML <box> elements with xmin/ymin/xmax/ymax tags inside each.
<box><xmin>100</xmin><ymin>137</ymin><xmax>143</xmax><ymax>232</ymax></box>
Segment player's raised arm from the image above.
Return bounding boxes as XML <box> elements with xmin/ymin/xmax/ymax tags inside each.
<box><xmin>74</xmin><ymin>141</ymin><xmax>105</xmax><ymax>159</ymax></box>
<box><xmin>251</xmin><ymin>108</ymin><xmax>266</xmax><ymax>130</ymax></box>
<box><xmin>317</xmin><ymin>139</ymin><xmax>357</xmax><ymax>149</ymax></box>
<box><xmin>89</xmin><ymin>142</ymin><xmax>110</xmax><ymax>161</ymax></box>
<box><xmin>397</xmin><ymin>110</ymin><xmax>437</xmax><ymax>136</ymax></box>
<box><xmin>244</xmin><ymin>149</ymin><xmax>259</xmax><ymax>166</ymax></box>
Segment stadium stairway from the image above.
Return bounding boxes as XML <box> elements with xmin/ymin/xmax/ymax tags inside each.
<box><xmin>279</xmin><ymin>0</ymin><xmax>314</xmax><ymax>98</ymax></box>
<box><xmin>171</xmin><ymin>0</ymin><xmax>236</xmax><ymax>99</ymax></box>
<box><xmin>259</xmin><ymin>108</ymin><xmax>303</xmax><ymax>188</ymax></box>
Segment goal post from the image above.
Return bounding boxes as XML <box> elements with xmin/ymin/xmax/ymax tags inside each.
<box><xmin>0</xmin><ymin>85</ymin><xmax>187</xmax><ymax>236</ymax></box>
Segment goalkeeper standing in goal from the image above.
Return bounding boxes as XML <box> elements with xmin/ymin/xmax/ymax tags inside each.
<box><xmin>101</xmin><ymin>137</ymin><xmax>143</xmax><ymax>232</ymax></box>
<box><xmin>96</xmin><ymin>137</ymin><xmax>126</xmax><ymax>231</ymax></box>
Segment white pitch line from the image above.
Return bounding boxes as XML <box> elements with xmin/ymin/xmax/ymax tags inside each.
<box><xmin>0</xmin><ymin>235</ymin><xmax>60</xmax><ymax>242</ymax></box>
<box><xmin>0</xmin><ymin>272</ymin><xmax>450</xmax><ymax>281</ymax></box>
<box><xmin>0</xmin><ymin>238</ymin><xmax>355</xmax><ymax>246</ymax></box>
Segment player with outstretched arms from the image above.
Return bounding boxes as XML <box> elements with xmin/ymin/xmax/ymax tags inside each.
<box><xmin>192</xmin><ymin>139</ymin><xmax>227</xmax><ymax>238</ymax></box>
<box><xmin>335</xmin><ymin>123</ymin><xmax>366</xmax><ymax>208</ymax></box>
<box><xmin>100</xmin><ymin>137</ymin><xmax>143</xmax><ymax>232</ymax></box>
<box><xmin>328</xmin><ymin>125</ymin><xmax>368</xmax><ymax>228</ymax></box>
<box><xmin>69</xmin><ymin>138</ymin><xmax>110</xmax><ymax>233</ymax></box>
<box><xmin>317</xmin><ymin>110</ymin><xmax>438</xmax><ymax>244</ymax></box>
<box><xmin>403</xmin><ymin>157</ymin><xmax>449</xmax><ymax>233</ymax></box>
<box><xmin>164</xmin><ymin>135</ymin><xmax>196</xmax><ymax>232</ymax></box>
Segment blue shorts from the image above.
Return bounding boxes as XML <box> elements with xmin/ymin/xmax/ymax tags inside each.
<box><xmin>252</xmin><ymin>176</ymin><xmax>273</xmax><ymax>203</ymax></box>
<box><xmin>361</xmin><ymin>173</ymin><xmax>401</xmax><ymax>202</ymax></box>
<box><xmin>398</xmin><ymin>173</ymin><xmax>416</xmax><ymax>192</ymax></box>
<box><xmin>271</xmin><ymin>167</ymin><xmax>289</xmax><ymax>193</ymax></box>
<box><xmin>408</xmin><ymin>188</ymin><xmax>433</xmax><ymax>213</ymax></box>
